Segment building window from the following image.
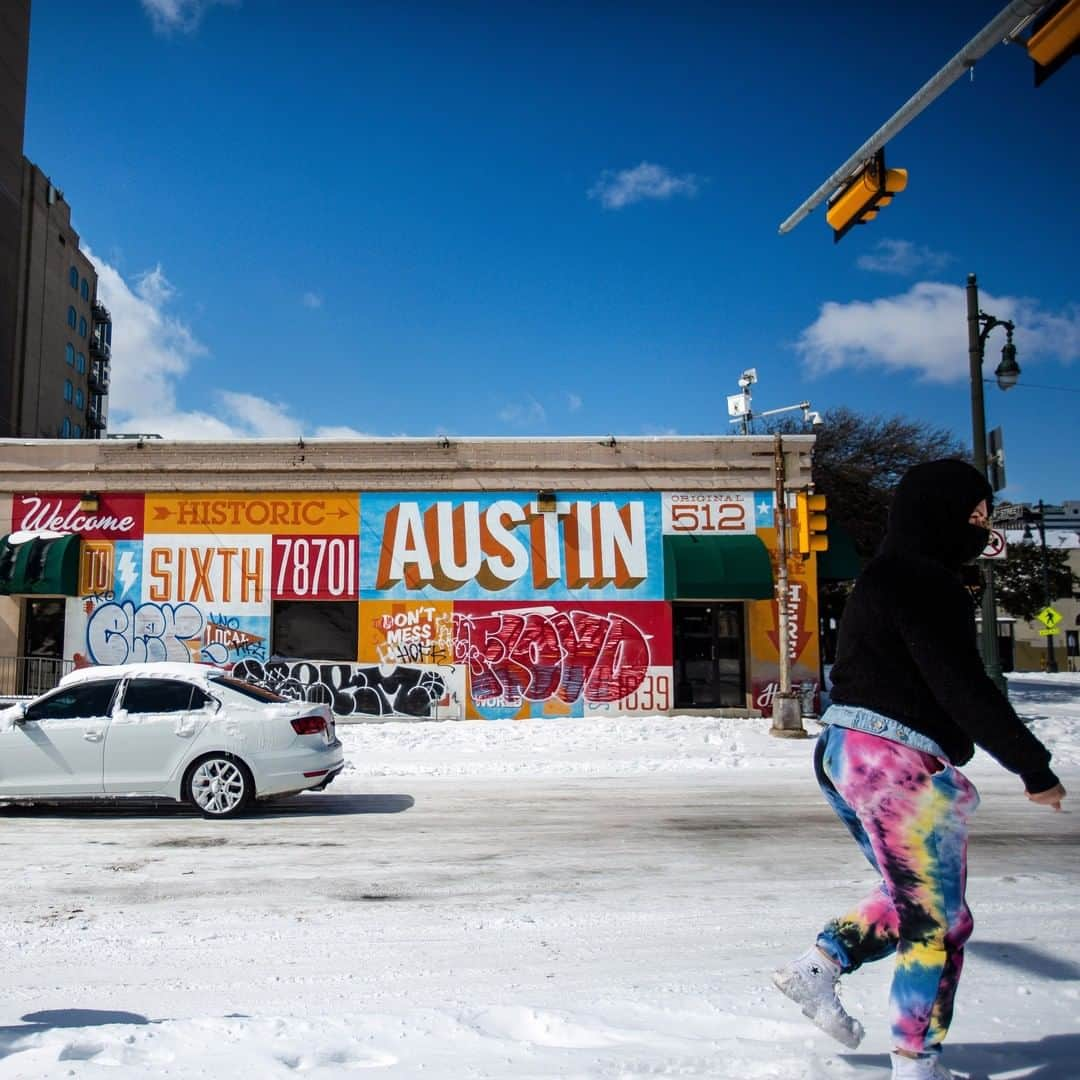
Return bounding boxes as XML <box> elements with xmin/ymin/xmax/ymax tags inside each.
<box><xmin>69</xmin><ymin>266</ymin><xmax>78</xmax><ymax>289</ymax></box>
<box><xmin>67</xmin><ymin>306</ymin><xmax>77</xmax><ymax>329</ymax></box>
<box><xmin>81</xmin><ymin>278</ymin><xmax>89</xmax><ymax>300</ymax></box>
<box><xmin>61</xmin><ymin>417</ymin><xmax>71</xmax><ymax>437</ymax></box>
<box><xmin>73</xmin><ymin>424</ymin><xmax>82</xmax><ymax>438</ymax></box>
<box><xmin>76</xmin><ymin>352</ymin><xmax>86</xmax><ymax>373</ymax></box>
<box><xmin>271</xmin><ymin>600</ymin><xmax>358</xmax><ymax>661</ymax></box>
<box><xmin>66</xmin><ymin>343</ymin><xmax>75</xmax><ymax>366</ymax></box>
<box><xmin>78</xmin><ymin>316</ymin><xmax>87</xmax><ymax>337</ymax></box>
<box><xmin>64</xmin><ymin>379</ymin><xmax>73</xmax><ymax>403</ymax></box>
<box><xmin>75</xmin><ymin>388</ymin><xmax>84</xmax><ymax>409</ymax></box>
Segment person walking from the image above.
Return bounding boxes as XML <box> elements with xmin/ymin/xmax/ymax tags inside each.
<box><xmin>772</xmin><ymin>459</ymin><xmax>1066</xmax><ymax>1080</ymax></box>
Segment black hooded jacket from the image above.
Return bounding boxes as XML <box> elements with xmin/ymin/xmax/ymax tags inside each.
<box><xmin>829</xmin><ymin>459</ymin><xmax>1058</xmax><ymax>794</ymax></box>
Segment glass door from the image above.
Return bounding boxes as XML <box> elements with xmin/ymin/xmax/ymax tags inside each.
<box><xmin>21</xmin><ymin>598</ymin><xmax>66</xmax><ymax>695</ymax></box>
<box><xmin>672</xmin><ymin>602</ymin><xmax>746</xmax><ymax>708</ymax></box>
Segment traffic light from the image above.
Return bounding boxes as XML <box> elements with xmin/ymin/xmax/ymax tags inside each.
<box><xmin>825</xmin><ymin>148</ymin><xmax>907</xmax><ymax>243</ymax></box>
<box><xmin>1028</xmin><ymin>0</ymin><xmax>1080</xmax><ymax>86</ymax></box>
<box><xmin>796</xmin><ymin>492</ymin><xmax>828</xmax><ymax>556</ymax></box>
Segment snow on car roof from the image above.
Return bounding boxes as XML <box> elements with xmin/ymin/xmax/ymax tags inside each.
<box><xmin>60</xmin><ymin>662</ymin><xmax>227</xmax><ymax>687</ymax></box>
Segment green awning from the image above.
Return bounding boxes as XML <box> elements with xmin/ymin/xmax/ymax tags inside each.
<box><xmin>816</xmin><ymin>524</ymin><xmax>862</xmax><ymax>581</ymax></box>
<box><xmin>663</xmin><ymin>534</ymin><xmax>774</xmax><ymax>600</ymax></box>
<box><xmin>0</xmin><ymin>534</ymin><xmax>82</xmax><ymax>596</ymax></box>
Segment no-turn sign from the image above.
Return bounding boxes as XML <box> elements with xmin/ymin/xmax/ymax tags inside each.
<box><xmin>981</xmin><ymin>528</ymin><xmax>1007</xmax><ymax>560</ymax></box>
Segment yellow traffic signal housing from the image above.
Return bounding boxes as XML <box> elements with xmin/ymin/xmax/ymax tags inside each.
<box><xmin>796</xmin><ymin>492</ymin><xmax>829</xmax><ymax>556</ymax></box>
<box><xmin>825</xmin><ymin>148</ymin><xmax>907</xmax><ymax>243</ymax></box>
<box><xmin>1028</xmin><ymin>0</ymin><xmax>1080</xmax><ymax>86</ymax></box>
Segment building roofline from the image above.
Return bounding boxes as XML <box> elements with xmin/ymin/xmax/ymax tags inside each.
<box><xmin>0</xmin><ymin>434</ymin><xmax>817</xmax><ymax>494</ymax></box>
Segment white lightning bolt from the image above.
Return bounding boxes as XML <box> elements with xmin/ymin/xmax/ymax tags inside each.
<box><xmin>117</xmin><ymin>550</ymin><xmax>137</xmax><ymax>596</ymax></box>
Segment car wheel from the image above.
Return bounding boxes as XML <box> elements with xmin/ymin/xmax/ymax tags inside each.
<box><xmin>185</xmin><ymin>754</ymin><xmax>253</xmax><ymax>819</ymax></box>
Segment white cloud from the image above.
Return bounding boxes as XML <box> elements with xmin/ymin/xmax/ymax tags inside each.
<box><xmin>312</xmin><ymin>425</ymin><xmax>373</xmax><ymax>439</ymax></box>
<box><xmin>497</xmin><ymin>398</ymin><xmax>547</xmax><ymax>425</ymax></box>
<box><xmin>302</xmin><ymin>292</ymin><xmax>323</xmax><ymax>309</ymax></box>
<box><xmin>86</xmin><ymin>248</ymin><xmax>370</xmax><ymax>440</ymax></box>
<box><xmin>588</xmin><ymin>162</ymin><xmax>700</xmax><ymax>210</ymax></box>
<box><xmin>140</xmin><ymin>0</ymin><xmax>237</xmax><ymax>34</ymax></box>
<box><xmin>856</xmin><ymin>239</ymin><xmax>953</xmax><ymax>276</ymax></box>
<box><xmin>567</xmin><ymin>392</ymin><xmax>583</xmax><ymax>412</ymax></box>
<box><xmin>796</xmin><ymin>281</ymin><xmax>1080</xmax><ymax>384</ymax></box>
<box><xmin>88</xmin><ymin>248</ymin><xmax>206</xmax><ymax>420</ymax></box>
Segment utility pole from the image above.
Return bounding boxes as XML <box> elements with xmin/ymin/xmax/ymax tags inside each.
<box><xmin>769</xmin><ymin>433</ymin><xmax>808</xmax><ymax>738</ymax></box>
<box><xmin>967</xmin><ymin>273</ymin><xmax>1013</xmax><ymax>697</ymax></box>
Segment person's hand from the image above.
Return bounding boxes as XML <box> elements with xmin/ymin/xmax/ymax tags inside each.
<box><xmin>1026</xmin><ymin>783</ymin><xmax>1067</xmax><ymax>811</ymax></box>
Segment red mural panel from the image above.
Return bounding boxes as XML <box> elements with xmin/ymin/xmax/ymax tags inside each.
<box><xmin>453</xmin><ymin>600</ymin><xmax>671</xmax><ymax>707</ymax></box>
<box><xmin>270</xmin><ymin>534</ymin><xmax>360</xmax><ymax>600</ymax></box>
<box><xmin>12</xmin><ymin>492</ymin><xmax>145</xmax><ymax>540</ymax></box>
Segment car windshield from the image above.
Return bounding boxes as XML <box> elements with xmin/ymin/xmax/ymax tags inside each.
<box><xmin>208</xmin><ymin>675</ymin><xmax>288</xmax><ymax>704</ymax></box>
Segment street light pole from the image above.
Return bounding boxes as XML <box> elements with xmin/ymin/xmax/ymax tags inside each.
<box><xmin>966</xmin><ymin>272</ymin><xmax>1019</xmax><ymax>697</ymax></box>
<box><xmin>1036</xmin><ymin>499</ymin><xmax>1060</xmax><ymax>673</ymax></box>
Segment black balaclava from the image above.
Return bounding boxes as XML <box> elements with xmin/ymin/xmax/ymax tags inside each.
<box><xmin>882</xmin><ymin>459</ymin><xmax>993</xmax><ymax>569</ymax></box>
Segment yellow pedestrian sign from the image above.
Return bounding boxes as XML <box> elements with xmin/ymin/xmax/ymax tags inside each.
<box><xmin>1035</xmin><ymin>606</ymin><xmax>1063</xmax><ymax>630</ymax></box>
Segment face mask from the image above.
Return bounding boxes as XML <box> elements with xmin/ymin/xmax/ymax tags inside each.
<box><xmin>959</xmin><ymin>523</ymin><xmax>990</xmax><ymax>564</ymax></box>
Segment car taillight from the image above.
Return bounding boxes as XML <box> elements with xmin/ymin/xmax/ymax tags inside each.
<box><xmin>291</xmin><ymin>715</ymin><xmax>327</xmax><ymax>735</ymax></box>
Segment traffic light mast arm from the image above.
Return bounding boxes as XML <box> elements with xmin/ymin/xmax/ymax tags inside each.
<box><xmin>777</xmin><ymin>0</ymin><xmax>1045</xmax><ymax>235</ymax></box>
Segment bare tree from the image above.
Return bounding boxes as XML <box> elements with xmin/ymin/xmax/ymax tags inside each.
<box><xmin>994</xmin><ymin>541</ymin><xmax>1079</xmax><ymax>622</ymax></box>
<box><xmin>769</xmin><ymin>406</ymin><xmax>967</xmax><ymax>559</ymax></box>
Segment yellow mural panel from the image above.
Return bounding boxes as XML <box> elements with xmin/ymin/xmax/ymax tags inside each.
<box><xmin>358</xmin><ymin>599</ymin><xmax>454</xmax><ymax>666</ymax></box>
<box><xmin>144</xmin><ymin>492</ymin><xmax>359</xmax><ymax>535</ymax></box>
<box><xmin>746</xmin><ymin>525</ymin><xmax>822</xmax><ymax>713</ymax></box>
<box><xmin>78</xmin><ymin>540</ymin><xmax>115</xmax><ymax>597</ymax></box>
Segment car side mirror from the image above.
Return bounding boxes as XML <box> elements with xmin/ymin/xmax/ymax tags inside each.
<box><xmin>12</xmin><ymin>704</ymin><xmax>28</xmax><ymax>724</ymax></box>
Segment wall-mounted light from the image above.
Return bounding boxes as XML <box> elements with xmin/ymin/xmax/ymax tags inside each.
<box><xmin>79</xmin><ymin>492</ymin><xmax>99</xmax><ymax>513</ymax></box>
<box><xmin>536</xmin><ymin>489</ymin><xmax>557</xmax><ymax>512</ymax></box>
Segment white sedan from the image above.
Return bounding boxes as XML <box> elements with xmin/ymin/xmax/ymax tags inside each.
<box><xmin>0</xmin><ymin>662</ymin><xmax>345</xmax><ymax>818</ymax></box>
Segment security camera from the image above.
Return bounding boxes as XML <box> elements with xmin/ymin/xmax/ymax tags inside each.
<box><xmin>738</xmin><ymin>367</ymin><xmax>758</xmax><ymax>389</ymax></box>
<box><xmin>808</xmin><ymin>411</ymin><xmax>823</xmax><ymax>427</ymax></box>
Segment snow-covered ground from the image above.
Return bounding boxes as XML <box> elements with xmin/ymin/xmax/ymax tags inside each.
<box><xmin>0</xmin><ymin>674</ymin><xmax>1077</xmax><ymax>1079</ymax></box>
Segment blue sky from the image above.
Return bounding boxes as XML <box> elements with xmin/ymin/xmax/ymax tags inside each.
<box><xmin>24</xmin><ymin>0</ymin><xmax>1080</xmax><ymax>501</ymax></box>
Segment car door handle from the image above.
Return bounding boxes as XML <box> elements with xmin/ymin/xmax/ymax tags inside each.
<box><xmin>83</xmin><ymin>730</ymin><xmax>103</xmax><ymax>742</ymax></box>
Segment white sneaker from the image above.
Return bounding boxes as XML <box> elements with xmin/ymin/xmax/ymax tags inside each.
<box><xmin>889</xmin><ymin>1051</ymin><xmax>954</xmax><ymax>1079</ymax></box>
<box><xmin>771</xmin><ymin>946</ymin><xmax>865</xmax><ymax>1049</ymax></box>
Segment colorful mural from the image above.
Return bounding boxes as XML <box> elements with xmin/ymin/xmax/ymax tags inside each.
<box><xmin>360</xmin><ymin>492</ymin><xmax>663</xmax><ymax>600</ymax></box>
<box><xmin>8</xmin><ymin>488</ymin><xmax>819</xmax><ymax>721</ymax></box>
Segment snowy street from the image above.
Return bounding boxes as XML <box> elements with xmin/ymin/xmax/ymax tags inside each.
<box><xmin>0</xmin><ymin>676</ymin><xmax>1078</xmax><ymax>1079</ymax></box>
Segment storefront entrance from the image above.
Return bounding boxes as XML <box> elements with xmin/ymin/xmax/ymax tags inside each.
<box><xmin>20</xmin><ymin>598</ymin><xmax>67</xmax><ymax>695</ymax></box>
<box><xmin>672</xmin><ymin>602</ymin><xmax>746</xmax><ymax>709</ymax></box>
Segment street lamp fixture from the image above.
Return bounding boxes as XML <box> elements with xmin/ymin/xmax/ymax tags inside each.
<box><xmin>995</xmin><ymin>331</ymin><xmax>1021</xmax><ymax>390</ymax></box>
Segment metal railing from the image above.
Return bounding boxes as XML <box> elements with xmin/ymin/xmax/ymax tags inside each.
<box><xmin>0</xmin><ymin>656</ymin><xmax>75</xmax><ymax>699</ymax></box>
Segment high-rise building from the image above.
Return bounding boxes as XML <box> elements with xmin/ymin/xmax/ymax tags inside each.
<box><xmin>0</xmin><ymin>1</ymin><xmax>32</xmax><ymax>437</ymax></box>
<box><xmin>12</xmin><ymin>164</ymin><xmax>108</xmax><ymax>438</ymax></box>
<box><xmin>0</xmin><ymin>1</ymin><xmax>112</xmax><ymax>440</ymax></box>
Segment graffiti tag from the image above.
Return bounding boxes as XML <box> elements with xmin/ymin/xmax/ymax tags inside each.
<box><xmin>452</xmin><ymin>609</ymin><xmax>650</xmax><ymax>707</ymax></box>
<box><xmin>232</xmin><ymin>659</ymin><xmax>449</xmax><ymax>719</ymax></box>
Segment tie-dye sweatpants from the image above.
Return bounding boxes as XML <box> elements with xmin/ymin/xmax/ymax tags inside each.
<box><xmin>813</xmin><ymin>723</ymin><xmax>980</xmax><ymax>1054</ymax></box>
